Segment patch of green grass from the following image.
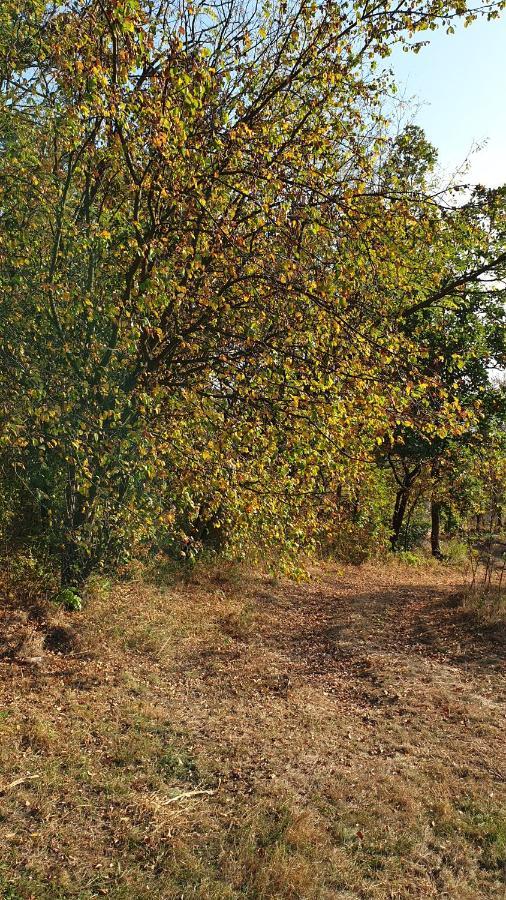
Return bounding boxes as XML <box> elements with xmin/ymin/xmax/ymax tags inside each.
<box><xmin>328</xmin><ymin>813</ymin><xmax>417</xmax><ymax>881</ymax></box>
<box><xmin>0</xmin><ymin>870</ymin><xmax>69</xmax><ymax>900</ymax></box>
<box><xmin>0</xmin><ymin>881</ymin><xmax>24</xmax><ymax>900</ymax></box>
<box><xmin>458</xmin><ymin>799</ymin><xmax>506</xmax><ymax>871</ymax></box>
<box><xmin>249</xmin><ymin>804</ymin><xmax>293</xmax><ymax>851</ymax></box>
<box><xmin>158</xmin><ymin>745</ymin><xmax>199</xmax><ymax>783</ymax></box>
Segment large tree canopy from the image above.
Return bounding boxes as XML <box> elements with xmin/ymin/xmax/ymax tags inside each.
<box><xmin>0</xmin><ymin>0</ymin><xmax>505</xmax><ymax>582</ymax></box>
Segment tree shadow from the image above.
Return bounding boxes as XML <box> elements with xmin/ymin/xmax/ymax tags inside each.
<box><xmin>254</xmin><ymin>579</ymin><xmax>505</xmax><ymax>676</ymax></box>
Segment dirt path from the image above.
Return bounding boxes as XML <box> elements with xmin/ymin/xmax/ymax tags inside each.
<box><xmin>156</xmin><ymin>563</ymin><xmax>506</xmax><ymax>897</ymax></box>
<box><xmin>163</xmin><ymin>564</ymin><xmax>505</xmax><ymax>791</ymax></box>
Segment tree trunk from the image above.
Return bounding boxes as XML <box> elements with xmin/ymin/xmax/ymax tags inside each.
<box><xmin>60</xmin><ymin>538</ymin><xmax>83</xmax><ymax>589</ymax></box>
<box><xmin>61</xmin><ymin>466</ymin><xmax>91</xmax><ymax>588</ymax></box>
<box><xmin>391</xmin><ymin>488</ymin><xmax>409</xmax><ymax>551</ymax></box>
<box><xmin>389</xmin><ymin>461</ymin><xmax>422</xmax><ymax>552</ymax></box>
<box><xmin>430</xmin><ymin>500</ymin><xmax>443</xmax><ymax>559</ymax></box>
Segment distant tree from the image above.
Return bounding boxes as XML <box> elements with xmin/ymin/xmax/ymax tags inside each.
<box><xmin>385</xmin><ymin>183</ymin><xmax>506</xmax><ymax>553</ymax></box>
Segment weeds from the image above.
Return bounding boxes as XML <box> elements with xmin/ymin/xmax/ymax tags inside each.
<box><xmin>461</xmin><ymin>586</ymin><xmax>506</xmax><ymax>626</ymax></box>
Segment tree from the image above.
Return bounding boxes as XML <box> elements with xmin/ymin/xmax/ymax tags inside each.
<box><xmin>385</xmin><ymin>183</ymin><xmax>506</xmax><ymax>552</ymax></box>
<box><xmin>1</xmin><ymin>0</ymin><xmax>505</xmax><ymax>583</ymax></box>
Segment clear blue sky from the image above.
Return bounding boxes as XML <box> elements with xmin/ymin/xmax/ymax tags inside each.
<box><xmin>387</xmin><ymin>13</ymin><xmax>506</xmax><ymax>187</ymax></box>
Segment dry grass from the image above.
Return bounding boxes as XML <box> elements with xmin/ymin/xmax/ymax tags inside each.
<box><xmin>0</xmin><ymin>557</ymin><xmax>504</xmax><ymax>899</ymax></box>
<box><xmin>461</xmin><ymin>585</ymin><xmax>506</xmax><ymax>628</ymax></box>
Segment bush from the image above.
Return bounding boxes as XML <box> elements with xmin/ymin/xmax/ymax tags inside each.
<box><xmin>0</xmin><ymin>550</ymin><xmax>57</xmax><ymax>608</ymax></box>
<box><xmin>443</xmin><ymin>538</ymin><xmax>469</xmax><ymax>566</ymax></box>
<box><xmin>394</xmin><ymin>550</ymin><xmax>425</xmax><ymax>567</ymax></box>
<box><xmin>52</xmin><ymin>588</ymin><xmax>83</xmax><ymax>612</ymax></box>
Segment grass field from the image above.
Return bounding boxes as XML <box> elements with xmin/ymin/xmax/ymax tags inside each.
<box><xmin>0</xmin><ymin>559</ymin><xmax>504</xmax><ymax>899</ymax></box>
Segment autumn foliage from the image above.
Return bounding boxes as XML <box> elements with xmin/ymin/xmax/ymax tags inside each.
<box><xmin>0</xmin><ymin>0</ymin><xmax>504</xmax><ymax>584</ymax></box>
